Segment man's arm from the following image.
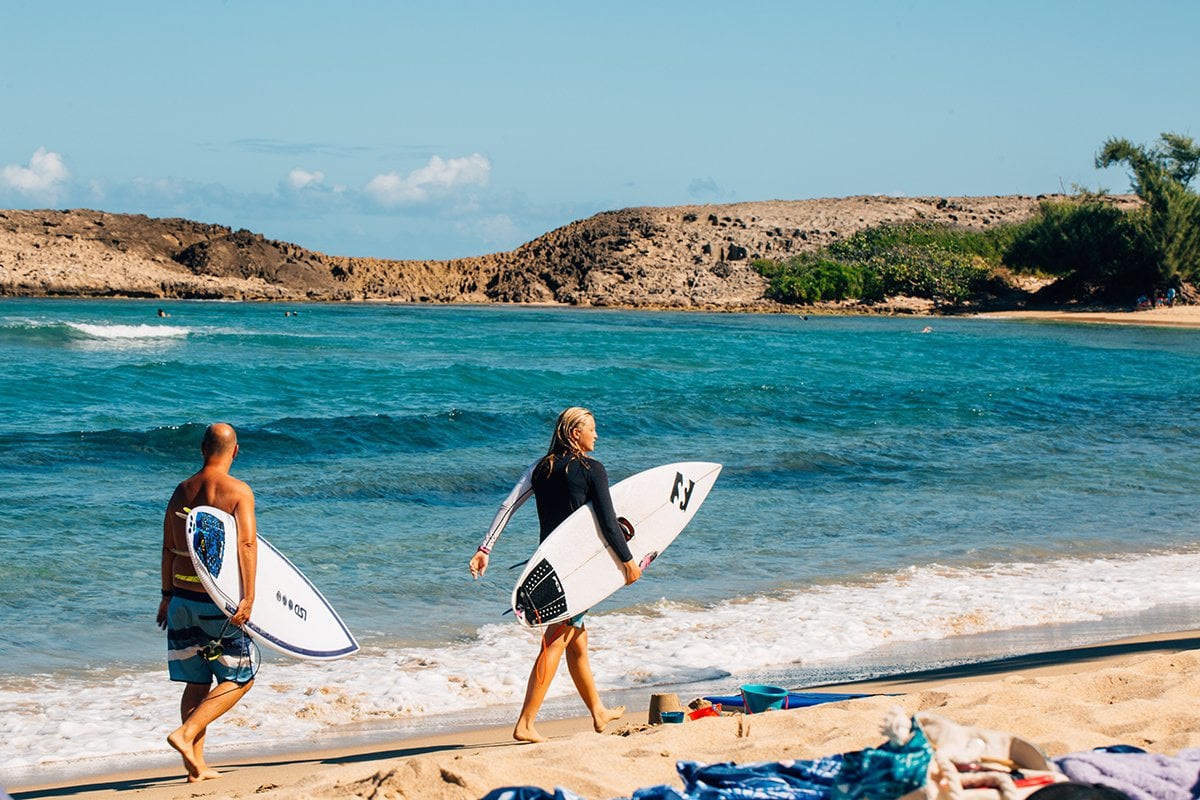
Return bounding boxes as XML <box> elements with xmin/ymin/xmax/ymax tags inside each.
<box><xmin>230</xmin><ymin>485</ymin><xmax>257</xmax><ymax>627</ymax></box>
<box><xmin>158</xmin><ymin>487</ymin><xmax>182</xmax><ymax>629</ymax></box>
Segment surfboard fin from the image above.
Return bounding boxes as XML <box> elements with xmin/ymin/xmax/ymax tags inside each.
<box><xmin>508</xmin><ymin>559</ymin><xmax>529</xmax><ymax>570</ymax></box>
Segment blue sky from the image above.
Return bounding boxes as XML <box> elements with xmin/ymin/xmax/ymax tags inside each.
<box><xmin>2</xmin><ymin>1</ymin><xmax>1196</xmax><ymax>260</ymax></box>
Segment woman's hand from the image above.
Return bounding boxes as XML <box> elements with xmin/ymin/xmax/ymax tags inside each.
<box><xmin>469</xmin><ymin>550</ymin><xmax>490</xmax><ymax>580</ymax></box>
<box><xmin>621</xmin><ymin>559</ymin><xmax>642</xmax><ymax>585</ymax></box>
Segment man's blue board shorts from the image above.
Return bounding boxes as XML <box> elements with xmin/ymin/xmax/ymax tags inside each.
<box><xmin>166</xmin><ymin>588</ymin><xmax>257</xmax><ymax>685</ymax></box>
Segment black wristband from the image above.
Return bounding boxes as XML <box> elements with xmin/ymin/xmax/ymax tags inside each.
<box><xmin>161</xmin><ymin>589</ymin><xmax>173</xmax><ymax>598</ymax></box>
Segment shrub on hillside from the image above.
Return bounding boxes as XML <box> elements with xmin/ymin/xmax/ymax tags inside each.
<box><xmin>1003</xmin><ymin>199</ymin><xmax>1155</xmax><ymax>285</ymax></box>
<box><xmin>754</xmin><ymin>223</ymin><xmax>999</xmax><ymax>305</ymax></box>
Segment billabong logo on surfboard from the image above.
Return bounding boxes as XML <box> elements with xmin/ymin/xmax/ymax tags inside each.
<box><xmin>671</xmin><ymin>472</ymin><xmax>695</xmax><ymax>511</ymax></box>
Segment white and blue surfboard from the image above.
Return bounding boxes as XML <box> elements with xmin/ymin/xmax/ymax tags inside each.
<box><xmin>185</xmin><ymin>506</ymin><xmax>359</xmax><ymax>660</ymax></box>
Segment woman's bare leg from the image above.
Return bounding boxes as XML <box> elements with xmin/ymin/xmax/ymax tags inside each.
<box><xmin>513</xmin><ymin>623</ymin><xmax>573</xmax><ymax>743</ymax></box>
<box><xmin>564</xmin><ymin>627</ymin><xmax>624</xmax><ymax>732</ymax></box>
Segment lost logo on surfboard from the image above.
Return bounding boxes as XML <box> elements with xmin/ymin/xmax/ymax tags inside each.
<box><xmin>276</xmin><ymin>590</ymin><xmax>308</xmax><ymax>621</ymax></box>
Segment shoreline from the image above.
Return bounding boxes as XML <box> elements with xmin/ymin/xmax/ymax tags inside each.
<box><xmin>974</xmin><ymin>304</ymin><xmax>1200</xmax><ymax>329</ymax></box>
<box><xmin>14</xmin><ymin>629</ymin><xmax>1200</xmax><ymax>800</ymax></box>
<box><xmin>7</xmin><ymin>294</ymin><xmax>1200</xmax><ymax>330</ymax></box>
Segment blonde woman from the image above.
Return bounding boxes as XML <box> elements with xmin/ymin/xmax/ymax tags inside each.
<box><xmin>469</xmin><ymin>407</ymin><xmax>641</xmax><ymax>742</ymax></box>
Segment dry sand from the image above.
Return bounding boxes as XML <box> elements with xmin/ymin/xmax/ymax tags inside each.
<box><xmin>13</xmin><ymin>631</ymin><xmax>1200</xmax><ymax>800</ymax></box>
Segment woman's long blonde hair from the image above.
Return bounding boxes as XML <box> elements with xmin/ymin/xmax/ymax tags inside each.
<box><xmin>539</xmin><ymin>406</ymin><xmax>594</xmax><ymax>475</ymax></box>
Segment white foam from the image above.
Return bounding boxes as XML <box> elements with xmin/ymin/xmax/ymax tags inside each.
<box><xmin>66</xmin><ymin>322</ymin><xmax>190</xmax><ymax>339</ymax></box>
<box><xmin>6</xmin><ymin>549</ymin><xmax>1200</xmax><ymax>782</ymax></box>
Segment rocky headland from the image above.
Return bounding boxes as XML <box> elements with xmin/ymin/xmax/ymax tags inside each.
<box><xmin>0</xmin><ymin>195</ymin><xmax>1134</xmax><ymax>310</ymax></box>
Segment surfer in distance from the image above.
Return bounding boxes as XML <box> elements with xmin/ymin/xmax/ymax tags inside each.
<box><xmin>469</xmin><ymin>407</ymin><xmax>640</xmax><ymax>743</ymax></box>
<box><xmin>158</xmin><ymin>423</ymin><xmax>258</xmax><ymax>782</ymax></box>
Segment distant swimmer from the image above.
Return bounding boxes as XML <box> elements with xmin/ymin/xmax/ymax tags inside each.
<box><xmin>157</xmin><ymin>308</ymin><xmax>170</xmax><ymax>318</ymax></box>
<box><xmin>921</xmin><ymin>326</ymin><xmax>933</xmax><ymax>334</ymax></box>
<box><xmin>159</xmin><ymin>423</ymin><xmax>258</xmax><ymax>783</ymax></box>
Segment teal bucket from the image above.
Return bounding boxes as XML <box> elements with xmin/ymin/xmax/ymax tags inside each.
<box><xmin>740</xmin><ymin>684</ymin><xmax>788</xmax><ymax>713</ymax></box>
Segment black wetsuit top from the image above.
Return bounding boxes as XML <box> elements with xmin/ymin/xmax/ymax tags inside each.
<box><xmin>531</xmin><ymin>453</ymin><xmax>633</xmax><ymax>563</ymax></box>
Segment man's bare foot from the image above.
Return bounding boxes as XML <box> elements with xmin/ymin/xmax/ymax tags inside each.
<box><xmin>166</xmin><ymin>729</ymin><xmax>201</xmax><ymax>777</ymax></box>
<box><xmin>513</xmin><ymin>722</ymin><xmax>547</xmax><ymax>743</ymax></box>
<box><xmin>593</xmin><ymin>705</ymin><xmax>625</xmax><ymax>733</ymax></box>
<box><xmin>168</xmin><ymin>729</ymin><xmax>218</xmax><ymax>781</ymax></box>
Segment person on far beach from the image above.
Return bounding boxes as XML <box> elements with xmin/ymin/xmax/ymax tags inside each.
<box><xmin>469</xmin><ymin>407</ymin><xmax>641</xmax><ymax>743</ymax></box>
<box><xmin>158</xmin><ymin>423</ymin><xmax>258</xmax><ymax>782</ymax></box>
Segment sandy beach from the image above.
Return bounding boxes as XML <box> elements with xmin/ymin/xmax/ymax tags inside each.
<box><xmin>979</xmin><ymin>303</ymin><xmax>1200</xmax><ymax>329</ymax></box>
<box><xmin>13</xmin><ymin>630</ymin><xmax>1200</xmax><ymax>800</ymax></box>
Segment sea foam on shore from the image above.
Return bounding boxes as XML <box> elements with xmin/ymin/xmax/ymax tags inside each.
<box><xmin>6</xmin><ymin>548</ymin><xmax>1200</xmax><ymax>786</ymax></box>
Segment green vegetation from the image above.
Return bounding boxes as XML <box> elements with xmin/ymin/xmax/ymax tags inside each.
<box><xmin>1003</xmin><ymin>196</ymin><xmax>1155</xmax><ymax>287</ymax></box>
<box><xmin>753</xmin><ymin>223</ymin><xmax>1010</xmax><ymax>306</ymax></box>
<box><xmin>755</xmin><ymin>132</ymin><xmax>1200</xmax><ymax>307</ymax></box>
<box><xmin>1096</xmin><ymin>133</ymin><xmax>1200</xmax><ymax>286</ymax></box>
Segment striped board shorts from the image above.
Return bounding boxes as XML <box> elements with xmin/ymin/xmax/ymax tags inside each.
<box><xmin>166</xmin><ymin>588</ymin><xmax>257</xmax><ymax>685</ymax></box>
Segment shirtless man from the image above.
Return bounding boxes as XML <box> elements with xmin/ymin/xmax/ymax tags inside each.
<box><xmin>156</xmin><ymin>423</ymin><xmax>257</xmax><ymax>783</ymax></box>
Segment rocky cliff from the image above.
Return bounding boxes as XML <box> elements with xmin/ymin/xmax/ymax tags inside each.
<box><xmin>0</xmin><ymin>196</ymin><xmax>1096</xmax><ymax>308</ymax></box>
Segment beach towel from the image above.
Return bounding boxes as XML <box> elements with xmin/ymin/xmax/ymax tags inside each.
<box><xmin>630</xmin><ymin>756</ymin><xmax>845</xmax><ymax>799</ymax></box>
<box><xmin>629</xmin><ymin>712</ymin><xmax>933</xmax><ymax>800</ymax></box>
<box><xmin>1054</xmin><ymin>749</ymin><xmax>1200</xmax><ymax>800</ymax></box>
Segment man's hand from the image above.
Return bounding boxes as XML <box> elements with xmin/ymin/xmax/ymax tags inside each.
<box><xmin>230</xmin><ymin>598</ymin><xmax>253</xmax><ymax>627</ymax></box>
<box><xmin>621</xmin><ymin>559</ymin><xmax>642</xmax><ymax>585</ymax></box>
<box><xmin>157</xmin><ymin>597</ymin><xmax>170</xmax><ymax>629</ymax></box>
<box><xmin>469</xmin><ymin>550</ymin><xmax>489</xmax><ymax>580</ymax></box>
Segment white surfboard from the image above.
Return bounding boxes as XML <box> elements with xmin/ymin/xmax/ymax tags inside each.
<box><xmin>185</xmin><ymin>505</ymin><xmax>359</xmax><ymax>660</ymax></box>
<box><xmin>511</xmin><ymin>461</ymin><xmax>721</xmax><ymax>627</ymax></box>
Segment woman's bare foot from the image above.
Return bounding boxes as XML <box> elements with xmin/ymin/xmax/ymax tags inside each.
<box><xmin>188</xmin><ymin>768</ymin><xmax>222</xmax><ymax>783</ymax></box>
<box><xmin>592</xmin><ymin>705</ymin><xmax>625</xmax><ymax>733</ymax></box>
<box><xmin>513</xmin><ymin>721</ymin><xmax>547</xmax><ymax>743</ymax></box>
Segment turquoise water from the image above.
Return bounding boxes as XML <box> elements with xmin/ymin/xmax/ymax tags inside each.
<box><xmin>3</xmin><ymin>298</ymin><xmax>1200</xmax><ymax>781</ymax></box>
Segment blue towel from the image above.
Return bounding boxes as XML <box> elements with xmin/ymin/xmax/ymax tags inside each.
<box><xmin>632</xmin><ymin>756</ymin><xmax>845</xmax><ymax>799</ymax></box>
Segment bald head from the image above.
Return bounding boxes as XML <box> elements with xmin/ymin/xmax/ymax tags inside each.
<box><xmin>201</xmin><ymin>423</ymin><xmax>238</xmax><ymax>460</ymax></box>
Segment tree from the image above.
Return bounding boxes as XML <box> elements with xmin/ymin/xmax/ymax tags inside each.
<box><xmin>1095</xmin><ymin>132</ymin><xmax>1200</xmax><ymax>284</ymax></box>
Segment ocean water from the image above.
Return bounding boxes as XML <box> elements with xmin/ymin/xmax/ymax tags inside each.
<box><xmin>2</xmin><ymin>298</ymin><xmax>1200</xmax><ymax>785</ymax></box>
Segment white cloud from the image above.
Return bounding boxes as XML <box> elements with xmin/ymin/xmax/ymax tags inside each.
<box><xmin>366</xmin><ymin>153</ymin><xmax>490</xmax><ymax>205</ymax></box>
<box><xmin>288</xmin><ymin>168</ymin><xmax>325</xmax><ymax>190</ymax></box>
<box><xmin>2</xmin><ymin>147</ymin><xmax>69</xmax><ymax>196</ymax></box>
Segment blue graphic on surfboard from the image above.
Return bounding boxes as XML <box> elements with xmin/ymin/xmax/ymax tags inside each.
<box><xmin>185</xmin><ymin>505</ymin><xmax>359</xmax><ymax>660</ymax></box>
<box><xmin>511</xmin><ymin>461</ymin><xmax>722</xmax><ymax>628</ymax></box>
